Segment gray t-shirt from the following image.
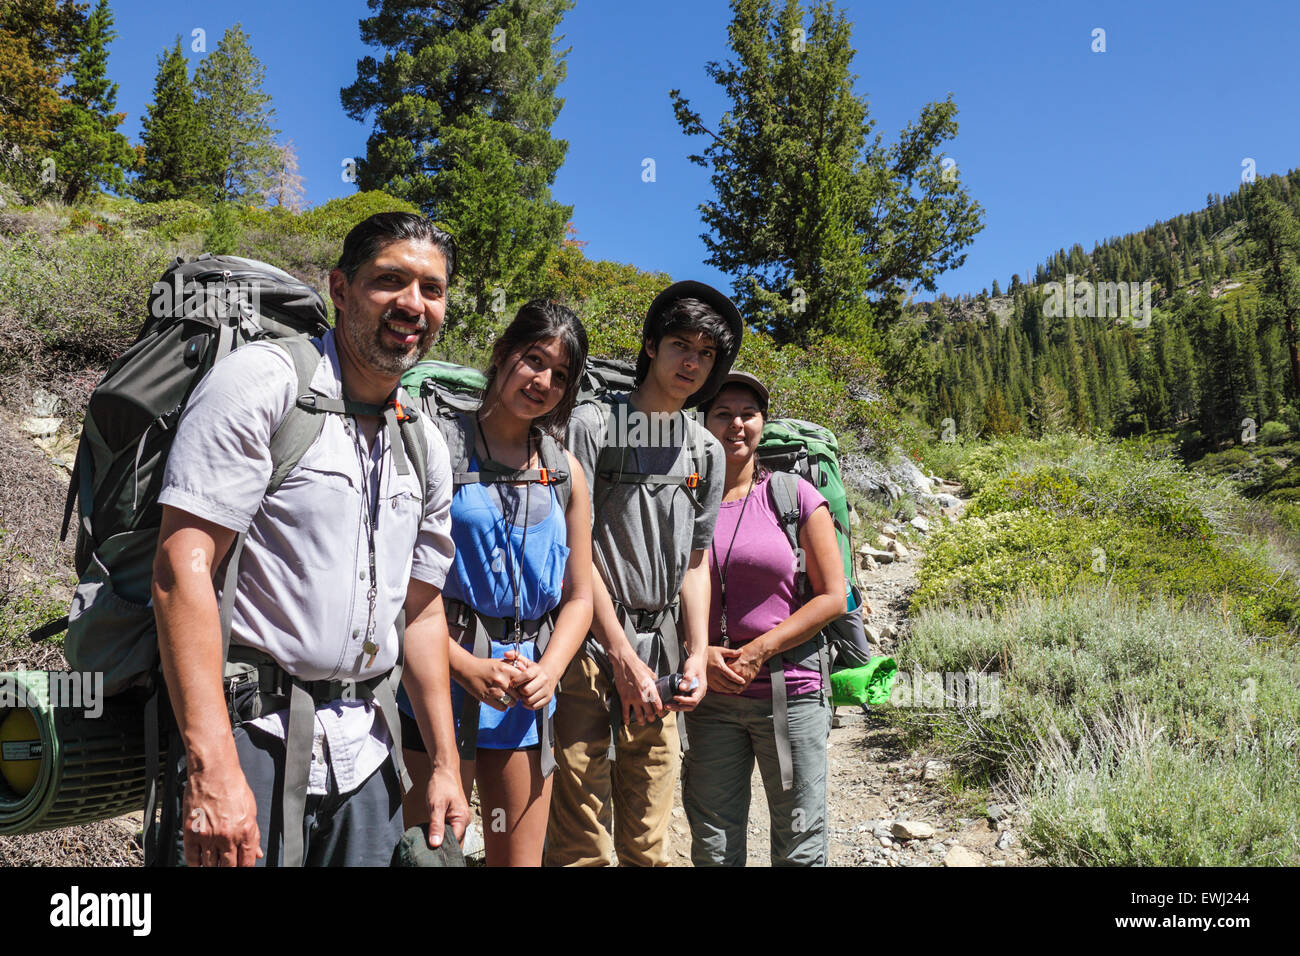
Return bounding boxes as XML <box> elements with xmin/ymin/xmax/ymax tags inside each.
<box><xmin>568</xmin><ymin>394</ymin><xmax>725</xmax><ymax>611</ymax></box>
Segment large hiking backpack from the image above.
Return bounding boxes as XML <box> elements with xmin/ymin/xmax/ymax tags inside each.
<box><xmin>758</xmin><ymin>418</ymin><xmax>871</xmax><ymax>670</ymax></box>
<box><xmin>53</xmin><ymin>254</ymin><xmax>335</xmax><ymax>692</ymax></box>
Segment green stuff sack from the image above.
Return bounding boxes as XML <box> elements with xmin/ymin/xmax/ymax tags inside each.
<box><xmin>401</xmin><ymin>359</ymin><xmax>487</xmax><ymax>411</ymax></box>
<box><xmin>830</xmin><ymin>657</ymin><xmax>898</xmax><ymax>708</ymax></box>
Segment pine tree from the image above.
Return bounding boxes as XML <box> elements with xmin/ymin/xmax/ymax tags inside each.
<box><xmin>50</xmin><ymin>0</ymin><xmax>136</xmax><ymax>203</ymax></box>
<box><xmin>980</xmin><ymin>387</ymin><xmax>1019</xmax><ymax>436</ymax></box>
<box><xmin>130</xmin><ymin>39</ymin><xmax>209</xmax><ymax>203</ymax></box>
<box><xmin>1246</xmin><ymin>184</ymin><xmax>1300</xmax><ymax>396</ymax></box>
<box><xmin>0</xmin><ymin>0</ymin><xmax>83</xmax><ymax>194</ymax></box>
<box><xmin>341</xmin><ymin>0</ymin><xmax>573</xmax><ymax>314</ymax></box>
<box><xmin>193</xmin><ymin>24</ymin><xmax>280</xmax><ymax>202</ymax></box>
<box><xmin>670</xmin><ymin>0</ymin><xmax>983</xmax><ymax>346</ymax></box>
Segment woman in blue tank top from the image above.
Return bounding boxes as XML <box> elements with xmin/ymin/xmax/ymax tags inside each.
<box><xmin>399</xmin><ymin>301</ymin><xmax>593</xmax><ymax>866</ymax></box>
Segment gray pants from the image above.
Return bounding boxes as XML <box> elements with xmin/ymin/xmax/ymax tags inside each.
<box><xmin>682</xmin><ymin>691</ymin><xmax>831</xmax><ymax>866</ymax></box>
<box><xmin>170</xmin><ymin>725</ymin><xmax>403</xmax><ymax>867</ymax></box>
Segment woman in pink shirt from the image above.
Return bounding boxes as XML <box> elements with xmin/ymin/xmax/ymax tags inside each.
<box><xmin>683</xmin><ymin>371</ymin><xmax>845</xmax><ymax>866</ymax></box>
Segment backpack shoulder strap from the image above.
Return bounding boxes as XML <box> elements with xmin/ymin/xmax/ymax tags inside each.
<box><xmin>395</xmin><ymin>384</ymin><xmax>429</xmax><ymax>503</ymax></box>
<box><xmin>538</xmin><ymin>432</ymin><xmax>572</xmax><ymax>514</ymax></box>
<box><xmin>767</xmin><ymin>470</ymin><xmax>802</xmax><ymax>555</ymax></box>
<box><xmin>266</xmin><ymin>336</ymin><xmax>327</xmax><ymax>495</ymax></box>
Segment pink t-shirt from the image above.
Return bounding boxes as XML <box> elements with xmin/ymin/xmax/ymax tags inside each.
<box><xmin>707</xmin><ymin>471</ymin><xmax>829</xmax><ymax>699</ymax></box>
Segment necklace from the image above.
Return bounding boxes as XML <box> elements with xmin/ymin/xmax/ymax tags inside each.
<box><xmin>476</xmin><ymin>411</ymin><xmax>532</xmax><ymax>657</ymax></box>
<box><xmin>710</xmin><ymin>467</ymin><xmax>757</xmax><ymax>649</ymax></box>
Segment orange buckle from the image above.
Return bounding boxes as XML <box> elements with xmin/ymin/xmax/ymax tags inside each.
<box><xmin>685</xmin><ymin>473</ymin><xmax>700</xmax><ymax>489</ymax></box>
<box><xmin>389</xmin><ymin>400</ymin><xmax>410</xmax><ymax>422</ymax></box>
<box><xmin>538</xmin><ymin>468</ymin><xmax>551</xmax><ymax>485</ymax></box>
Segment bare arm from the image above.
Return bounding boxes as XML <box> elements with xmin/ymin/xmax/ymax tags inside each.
<box><xmin>152</xmin><ymin>505</ymin><xmax>261</xmax><ymax>867</ymax></box>
<box><xmin>722</xmin><ymin>505</ymin><xmax>845</xmax><ymax>691</ymax></box>
<box><xmin>510</xmin><ymin>452</ymin><xmax>594</xmax><ymax>709</ymax></box>
<box><xmin>400</xmin><ymin>577</ymin><xmax>470</xmax><ymax>847</ymax></box>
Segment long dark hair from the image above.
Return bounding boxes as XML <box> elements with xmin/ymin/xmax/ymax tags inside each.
<box><xmin>481</xmin><ymin>299</ymin><xmax>589</xmax><ymax>441</ymax></box>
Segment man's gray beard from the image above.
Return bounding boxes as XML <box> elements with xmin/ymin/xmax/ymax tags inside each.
<box><xmin>340</xmin><ymin>309</ymin><xmax>434</xmax><ymax>375</ymax></box>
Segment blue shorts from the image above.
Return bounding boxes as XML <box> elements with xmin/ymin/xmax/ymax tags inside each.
<box><xmin>397</xmin><ymin>637</ymin><xmax>556</xmax><ymax>752</ymax></box>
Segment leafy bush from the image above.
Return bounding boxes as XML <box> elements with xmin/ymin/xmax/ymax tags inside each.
<box><xmin>1258</xmin><ymin>421</ymin><xmax>1291</xmax><ymax>445</ymax></box>
<box><xmin>121</xmin><ymin>199</ymin><xmax>211</xmax><ymax>239</ymax></box>
<box><xmin>0</xmin><ymin>230</ymin><xmax>172</xmax><ymax>377</ymax></box>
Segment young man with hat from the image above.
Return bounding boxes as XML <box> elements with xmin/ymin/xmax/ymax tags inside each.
<box><xmin>545</xmin><ymin>281</ymin><xmax>742</xmax><ymax>866</ymax></box>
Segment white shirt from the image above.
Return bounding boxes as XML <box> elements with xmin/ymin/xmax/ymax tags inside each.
<box><xmin>159</xmin><ymin>330</ymin><xmax>454</xmax><ymax>794</ymax></box>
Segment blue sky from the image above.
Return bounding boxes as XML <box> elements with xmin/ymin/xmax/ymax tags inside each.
<box><xmin>103</xmin><ymin>0</ymin><xmax>1300</xmax><ymax>299</ymax></box>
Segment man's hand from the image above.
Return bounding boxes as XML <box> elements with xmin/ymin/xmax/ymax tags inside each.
<box><xmin>425</xmin><ymin>765</ymin><xmax>470</xmax><ymax>850</ymax></box>
<box><xmin>667</xmin><ymin>652</ymin><xmax>708</xmax><ymax>711</ymax></box>
<box><xmin>610</xmin><ymin>644</ymin><xmax>665</xmax><ymax>725</ymax></box>
<box><xmin>504</xmin><ymin>651</ymin><xmax>559</xmax><ymax>711</ymax></box>
<box><xmin>182</xmin><ymin>761</ymin><xmax>262</xmax><ymax>867</ymax></box>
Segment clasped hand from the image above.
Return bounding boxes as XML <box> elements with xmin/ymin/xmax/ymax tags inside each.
<box><xmin>471</xmin><ymin>651</ymin><xmax>556</xmax><ymax>712</ymax></box>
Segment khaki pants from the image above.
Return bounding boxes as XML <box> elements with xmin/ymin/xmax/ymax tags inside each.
<box><xmin>545</xmin><ymin>654</ymin><xmax>680</xmax><ymax>866</ymax></box>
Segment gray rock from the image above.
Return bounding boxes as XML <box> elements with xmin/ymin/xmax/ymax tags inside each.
<box><xmin>461</xmin><ymin>823</ymin><xmax>485</xmax><ymax>859</ymax></box>
<box><xmin>891</xmin><ymin>820</ymin><xmax>935</xmax><ymax>840</ymax></box>
<box><xmin>21</xmin><ymin>416</ymin><xmax>60</xmax><ymax>438</ymax></box>
<box><xmin>861</xmin><ymin>554</ymin><xmax>880</xmax><ymax>572</ymax></box>
<box><xmin>858</xmin><ymin>545</ymin><xmax>894</xmax><ymax>563</ymax></box>
<box><xmin>889</xmin><ymin>540</ymin><xmax>910</xmax><ymax>559</ymax></box>
<box><xmin>943</xmin><ymin>845</ymin><xmax>983</xmax><ymax>867</ymax></box>
<box><xmin>997</xmin><ymin>831</ymin><xmax>1015</xmax><ymax>851</ymax></box>
<box><xmin>872</xmin><ymin>820</ymin><xmax>893</xmax><ymax>840</ymax></box>
<box><xmin>922</xmin><ymin>759</ymin><xmax>950</xmax><ymax>782</ymax></box>
<box><xmin>986</xmin><ymin>804</ymin><xmax>1008</xmax><ymax>824</ymax></box>
<box><xmin>909</xmin><ymin>515</ymin><xmax>931</xmax><ymax>533</ymax></box>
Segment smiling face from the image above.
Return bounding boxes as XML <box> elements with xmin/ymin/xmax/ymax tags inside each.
<box><xmin>644</xmin><ymin>330</ymin><xmax>717</xmax><ymax>404</ymax></box>
<box><xmin>329</xmin><ymin>238</ymin><xmax>448</xmax><ymax>377</ymax></box>
<box><xmin>488</xmin><ymin>336</ymin><xmax>572</xmax><ymax>423</ymax></box>
<box><xmin>705</xmin><ymin>383</ymin><xmax>765</xmax><ymax>467</ymax></box>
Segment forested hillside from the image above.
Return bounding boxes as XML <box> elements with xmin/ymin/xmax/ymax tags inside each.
<box><xmin>914</xmin><ymin>169</ymin><xmax>1300</xmax><ymax>455</ymax></box>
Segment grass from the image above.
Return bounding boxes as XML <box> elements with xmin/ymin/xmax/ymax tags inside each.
<box><xmin>889</xmin><ymin>432</ymin><xmax>1300</xmax><ymax>864</ymax></box>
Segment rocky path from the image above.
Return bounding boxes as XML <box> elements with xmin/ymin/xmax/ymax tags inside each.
<box><xmin>666</xmin><ymin>487</ymin><xmax>1031</xmax><ymax>867</ymax></box>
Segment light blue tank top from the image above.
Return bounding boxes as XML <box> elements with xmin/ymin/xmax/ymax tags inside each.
<box><xmin>441</xmin><ymin>451</ymin><xmax>569</xmax><ymax>618</ymax></box>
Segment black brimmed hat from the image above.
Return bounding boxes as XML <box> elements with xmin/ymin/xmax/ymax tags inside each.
<box><xmin>636</xmin><ymin>280</ymin><xmax>744</xmax><ymax>408</ymax></box>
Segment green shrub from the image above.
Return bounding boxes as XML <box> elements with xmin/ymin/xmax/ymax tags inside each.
<box><xmin>891</xmin><ymin>589</ymin><xmax>1300</xmax><ymax>863</ymax></box>
<box><xmin>121</xmin><ymin>199</ymin><xmax>211</xmax><ymax>239</ymax></box>
<box><xmin>1013</xmin><ymin>727</ymin><xmax>1300</xmax><ymax>866</ymax></box>
<box><xmin>1258</xmin><ymin>421</ymin><xmax>1290</xmax><ymax>445</ymax></box>
<box><xmin>298</xmin><ymin>191</ymin><xmax>422</xmax><ymax>241</ymax></box>
<box><xmin>0</xmin><ymin>230</ymin><xmax>172</xmax><ymax>375</ymax></box>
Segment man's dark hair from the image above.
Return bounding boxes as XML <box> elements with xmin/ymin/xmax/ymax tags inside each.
<box><xmin>482</xmin><ymin>299</ymin><xmax>589</xmax><ymax>442</ymax></box>
<box><xmin>635</xmin><ymin>297</ymin><xmax>735</xmax><ymax>386</ymax></box>
<box><xmin>336</xmin><ymin>212</ymin><xmax>456</xmax><ymax>282</ymax></box>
